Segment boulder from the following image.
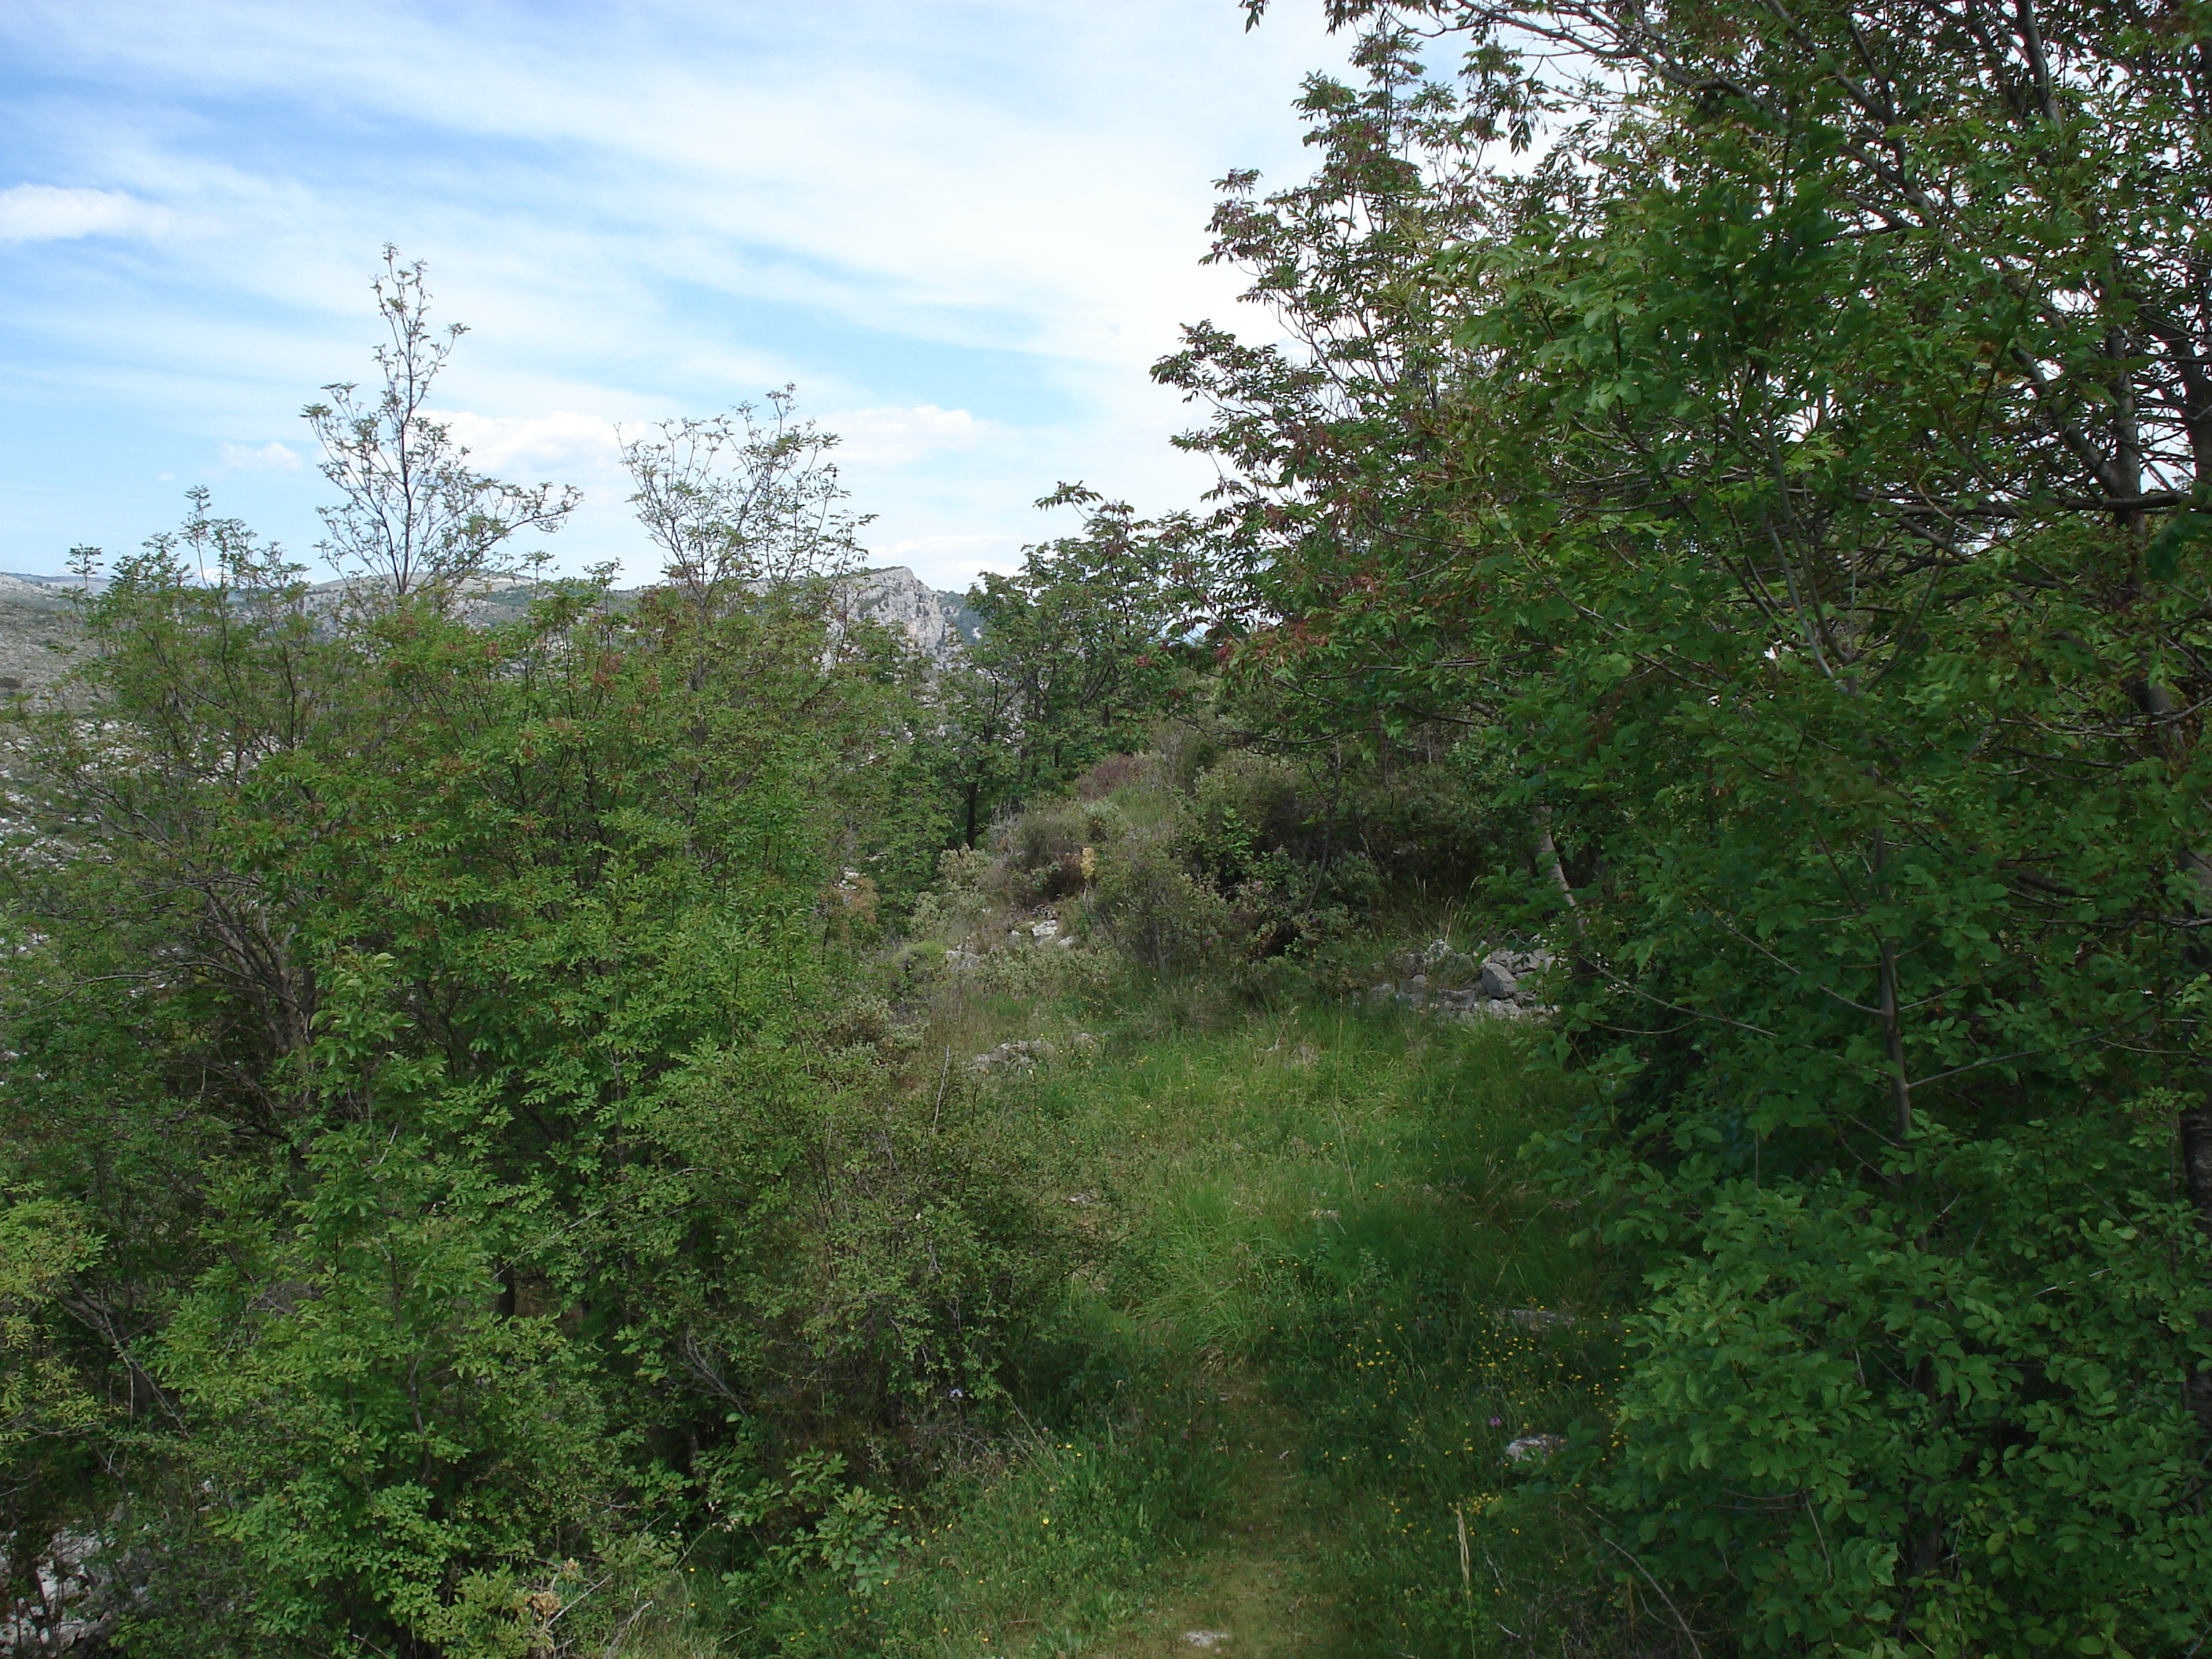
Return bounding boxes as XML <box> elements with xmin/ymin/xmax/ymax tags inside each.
<box><xmin>1503</xmin><ymin>1434</ymin><xmax>1566</xmax><ymax>1463</ymax></box>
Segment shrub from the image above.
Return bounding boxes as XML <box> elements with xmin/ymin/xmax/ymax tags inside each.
<box><xmin>998</xmin><ymin>798</ymin><xmax>1125</xmax><ymax>904</ymax></box>
<box><xmin>1591</xmin><ymin>1116</ymin><xmax>2212</xmax><ymax>1654</ymax></box>
<box><xmin>903</xmin><ymin>846</ymin><xmax>1000</xmax><ymax>950</ymax></box>
<box><xmin>1086</xmin><ymin>833</ymin><xmax>1233</xmax><ymax>973</ymax></box>
<box><xmin>1070</xmin><ymin>752</ymin><xmax>1155</xmax><ymax>800</ymax></box>
<box><xmin>642</xmin><ymin>1039</ymin><xmax>1074</xmax><ymax>1443</ymax></box>
<box><xmin>1184</xmin><ymin>751</ymin><xmax>1313</xmax><ymax>886</ymax></box>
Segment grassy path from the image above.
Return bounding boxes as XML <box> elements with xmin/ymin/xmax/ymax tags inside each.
<box><xmin>855</xmin><ymin>994</ymin><xmax>1623</xmax><ymax>1659</ymax></box>
<box><xmin>1079</xmin><ymin>1379</ymin><xmax>1336</xmax><ymax>1659</ymax></box>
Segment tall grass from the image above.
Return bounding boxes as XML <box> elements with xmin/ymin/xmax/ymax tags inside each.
<box><xmin>700</xmin><ymin>962</ymin><xmax>1667</xmax><ymax>1657</ymax></box>
<box><xmin>892</xmin><ymin>981</ymin><xmax>1650</xmax><ymax>1656</ymax></box>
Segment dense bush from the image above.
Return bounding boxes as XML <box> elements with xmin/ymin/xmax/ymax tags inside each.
<box><xmin>1089</xmin><ymin>832</ymin><xmax>1237</xmax><ymax>973</ymax></box>
<box><xmin>0</xmin><ymin>524</ymin><xmax>1065</xmax><ymax>1656</ymax></box>
<box><xmin>1174</xmin><ymin>5</ymin><xmax>2212</xmax><ymax>1646</ymax></box>
<box><xmin>1606</xmin><ymin>1119</ymin><xmax>2212</xmax><ymax>1651</ymax></box>
<box><xmin>958</xmin><ymin>742</ymin><xmax>1393</xmax><ymax>980</ymax></box>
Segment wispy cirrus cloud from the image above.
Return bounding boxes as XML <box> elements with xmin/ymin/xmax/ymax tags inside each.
<box><xmin>215</xmin><ymin>439</ymin><xmax>301</xmax><ymax>472</ymax></box>
<box><xmin>0</xmin><ymin>1</ymin><xmax>1353</xmax><ymax>591</ymax></box>
<box><xmin>825</xmin><ymin>406</ymin><xmax>987</xmax><ymax>468</ymax></box>
<box><xmin>433</xmin><ymin>411</ymin><xmax>624</xmax><ymax>484</ymax></box>
<box><xmin>0</xmin><ymin>183</ymin><xmax>178</xmax><ymax>243</ymax></box>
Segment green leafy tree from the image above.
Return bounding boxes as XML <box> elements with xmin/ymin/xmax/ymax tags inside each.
<box><xmin>0</xmin><ymin>277</ymin><xmax>1047</xmax><ymax>1655</ymax></box>
<box><xmin>1</xmin><ymin>507</ymin><xmax>1013</xmax><ymax>1653</ymax></box>
<box><xmin>1212</xmin><ymin>2</ymin><xmax>2212</xmax><ymax>1646</ymax></box>
<box><xmin>303</xmin><ymin>247</ymin><xmax>579</xmax><ymax>603</ymax></box>
<box><xmin>621</xmin><ymin>389</ymin><xmax>869</xmax><ymax>613</ymax></box>
<box><xmin>1151</xmin><ymin>26</ymin><xmax>1524</xmax><ymax>745</ymax></box>
<box><xmin>934</xmin><ymin>489</ymin><xmax>1202</xmax><ymax>845</ymax></box>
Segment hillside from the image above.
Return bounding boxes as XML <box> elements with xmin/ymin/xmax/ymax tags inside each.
<box><xmin>0</xmin><ymin>565</ymin><xmax>972</xmax><ymax>695</ymax></box>
<box><xmin>0</xmin><ymin>576</ymin><xmax>86</xmax><ymax>695</ymax></box>
<box><xmin>12</xmin><ymin>2</ymin><xmax>2212</xmax><ymax>1652</ymax></box>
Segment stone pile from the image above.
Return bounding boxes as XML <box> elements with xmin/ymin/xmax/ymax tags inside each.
<box><xmin>1369</xmin><ymin>938</ymin><xmax>1558</xmax><ymax>1021</ymax></box>
<box><xmin>965</xmin><ymin>1031</ymin><xmax>1099</xmax><ymax>1075</ymax></box>
<box><xmin>939</xmin><ymin>914</ymin><xmax>1075</xmax><ymax>974</ymax></box>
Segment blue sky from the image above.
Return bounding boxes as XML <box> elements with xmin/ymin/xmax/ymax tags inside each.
<box><xmin>0</xmin><ymin>0</ymin><xmax>1349</xmax><ymax>591</ymax></box>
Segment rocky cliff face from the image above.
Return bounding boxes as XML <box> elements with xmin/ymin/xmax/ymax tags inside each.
<box><xmin>837</xmin><ymin>566</ymin><xmax>973</xmax><ymax>668</ymax></box>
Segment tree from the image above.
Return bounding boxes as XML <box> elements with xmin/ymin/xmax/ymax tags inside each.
<box><xmin>621</xmin><ymin>390</ymin><xmax>868</xmax><ymax>614</ymax></box>
<box><xmin>0</xmin><ymin>275</ymin><xmax>1047</xmax><ymax>1656</ymax></box>
<box><xmin>933</xmin><ymin>489</ymin><xmax>1200</xmax><ymax>846</ymax></box>
<box><xmin>1152</xmin><ymin>25</ymin><xmax>1527</xmax><ymax>741</ymax></box>
<box><xmin>1210</xmin><ymin>3</ymin><xmax>2212</xmax><ymax>1646</ymax></box>
<box><xmin>303</xmin><ymin>247</ymin><xmax>578</xmax><ymax>602</ymax></box>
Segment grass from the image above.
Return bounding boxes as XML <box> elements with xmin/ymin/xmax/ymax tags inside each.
<box><xmin>678</xmin><ymin>957</ymin><xmax>1670</xmax><ymax>1659</ymax></box>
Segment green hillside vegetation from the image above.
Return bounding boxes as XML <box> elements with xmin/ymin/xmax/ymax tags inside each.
<box><xmin>9</xmin><ymin>2</ymin><xmax>2212</xmax><ymax>1655</ymax></box>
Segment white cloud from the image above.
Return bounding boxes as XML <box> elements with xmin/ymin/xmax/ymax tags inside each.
<box><xmin>430</xmin><ymin>410</ymin><xmax>624</xmax><ymax>481</ymax></box>
<box><xmin>870</xmin><ymin>533</ymin><xmax>1025</xmax><ymax>592</ymax></box>
<box><xmin>0</xmin><ymin>184</ymin><xmax>177</xmax><ymax>244</ymax></box>
<box><xmin>0</xmin><ymin>2</ymin><xmax>1355</xmax><ymax>582</ymax></box>
<box><xmin>216</xmin><ymin>440</ymin><xmax>302</xmax><ymax>472</ymax></box>
<box><xmin>0</xmin><ymin>2</ymin><xmax>1333</xmax><ymax>373</ymax></box>
<box><xmin>825</xmin><ymin>405</ymin><xmax>984</xmax><ymax>467</ymax></box>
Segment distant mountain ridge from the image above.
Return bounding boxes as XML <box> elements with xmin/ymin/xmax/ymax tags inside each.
<box><xmin>0</xmin><ymin>575</ymin><xmax>85</xmax><ymax>694</ymax></box>
<box><xmin>0</xmin><ymin>564</ymin><xmax>976</xmax><ymax>695</ymax></box>
<box><xmin>0</xmin><ymin>573</ymin><xmax>89</xmax><ymax>612</ymax></box>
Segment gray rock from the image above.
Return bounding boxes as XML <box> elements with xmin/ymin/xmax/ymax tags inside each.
<box><xmin>1496</xmin><ymin>1307</ymin><xmax>1577</xmax><ymax>1331</ymax></box>
<box><xmin>1422</xmin><ymin>939</ymin><xmax>1478</xmax><ymax>981</ymax></box>
<box><xmin>1478</xmin><ymin>961</ymin><xmax>1518</xmax><ymax>999</ymax></box>
<box><xmin>966</xmin><ymin>1038</ymin><xmax>1057</xmax><ymax>1074</ymax></box>
<box><xmin>833</xmin><ymin>566</ymin><xmax>967</xmax><ymax>668</ymax></box>
<box><xmin>0</xmin><ymin>1528</ymin><xmax>126</xmax><ymax>1651</ymax></box>
<box><xmin>1503</xmin><ymin>1434</ymin><xmax>1566</xmax><ymax>1463</ymax></box>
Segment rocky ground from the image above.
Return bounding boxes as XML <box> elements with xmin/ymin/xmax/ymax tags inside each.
<box><xmin>1367</xmin><ymin>937</ymin><xmax>1558</xmax><ymax>1020</ymax></box>
<box><xmin>0</xmin><ymin>575</ymin><xmax>86</xmax><ymax>697</ymax></box>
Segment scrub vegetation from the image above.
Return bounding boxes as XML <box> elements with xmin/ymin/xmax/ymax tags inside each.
<box><xmin>9</xmin><ymin>2</ymin><xmax>2212</xmax><ymax>1655</ymax></box>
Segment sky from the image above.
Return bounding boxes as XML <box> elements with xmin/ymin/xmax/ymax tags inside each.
<box><xmin>0</xmin><ymin>0</ymin><xmax>1355</xmax><ymax>593</ymax></box>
